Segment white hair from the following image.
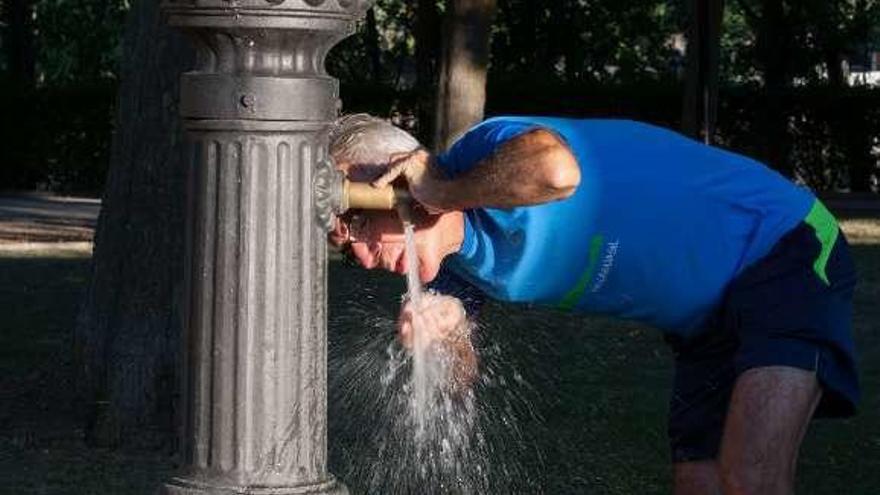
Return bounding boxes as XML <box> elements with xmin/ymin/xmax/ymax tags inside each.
<box><xmin>328</xmin><ymin>113</ymin><xmax>422</xmax><ymax>165</ymax></box>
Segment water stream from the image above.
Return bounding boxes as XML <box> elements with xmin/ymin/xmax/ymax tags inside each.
<box><xmin>398</xmin><ymin>205</ymin><xmax>431</xmax><ymax>436</ymax></box>
<box><xmin>325</xmin><ymin>204</ymin><xmax>547</xmax><ymax>494</ymax></box>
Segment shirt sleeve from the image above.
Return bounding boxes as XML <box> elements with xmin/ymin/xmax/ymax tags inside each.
<box><xmin>436</xmin><ymin>118</ymin><xmax>540</xmax><ymax>178</ymax></box>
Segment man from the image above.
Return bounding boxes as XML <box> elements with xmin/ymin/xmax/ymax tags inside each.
<box><xmin>327</xmin><ymin>113</ymin><xmax>858</xmax><ymax>495</ymax></box>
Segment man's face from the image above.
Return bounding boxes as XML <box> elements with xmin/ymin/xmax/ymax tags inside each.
<box><xmin>329</xmin><ymin>159</ymin><xmax>455</xmax><ymax>282</ymax></box>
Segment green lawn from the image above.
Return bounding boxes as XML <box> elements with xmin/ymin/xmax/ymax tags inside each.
<box><xmin>0</xmin><ymin>225</ymin><xmax>878</xmax><ymax>494</ymax></box>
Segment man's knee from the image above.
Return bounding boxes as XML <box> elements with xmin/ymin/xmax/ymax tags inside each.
<box><xmin>717</xmin><ymin>366</ymin><xmax>822</xmax><ymax>495</ymax></box>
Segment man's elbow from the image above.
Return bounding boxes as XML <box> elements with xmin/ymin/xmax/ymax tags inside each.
<box><xmin>521</xmin><ymin>129</ymin><xmax>581</xmax><ymax>201</ymax></box>
<box><xmin>542</xmin><ymin>146</ymin><xmax>581</xmax><ymax>199</ymax></box>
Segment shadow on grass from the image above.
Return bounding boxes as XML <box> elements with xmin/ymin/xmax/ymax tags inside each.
<box><xmin>0</xmin><ymin>244</ymin><xmax>878</xmax><ymax>494</ymax></box>
<box><xmin>0</xmin><ymin>254</ymin><xmax>177</xmax><ymax>495</ymax></box>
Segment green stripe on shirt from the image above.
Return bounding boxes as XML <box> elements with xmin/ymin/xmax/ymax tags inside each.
<box><xmin>804</xmin><ymin>199</ymin><xmax>839</xmax><ymax>286</ymax></box>
<box><xmin>559</xmin><ymin>234</ymin><xmax>604</xmax><ymax>310</ymax></box>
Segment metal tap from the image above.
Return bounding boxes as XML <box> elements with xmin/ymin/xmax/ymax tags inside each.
<box><xmin>341</xmin><ymin>180</ymin><xmax>411</xmax><ymax>212</ymax></box>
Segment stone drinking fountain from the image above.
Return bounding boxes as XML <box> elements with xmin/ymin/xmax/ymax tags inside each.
<box><xmin>158</xmin><ymin>1</ymin><xmax>376</xmax><ymax>493</ymax></box>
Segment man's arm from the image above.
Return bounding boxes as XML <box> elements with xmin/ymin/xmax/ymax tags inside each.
<box><xmin>373</xmin><ymin>128</ymin><xmax>581</xmax><ymax>212</ymax></box>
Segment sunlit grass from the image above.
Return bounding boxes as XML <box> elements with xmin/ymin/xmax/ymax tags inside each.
<box><xmin>0</xmin><ymin>242</ymin><xmax>93</xmax><ymax>258</ymax></box>
<box><xmin>841</xmin><ymin>218</ymin><xmax>880</xmax><ymax>244</ymax></box>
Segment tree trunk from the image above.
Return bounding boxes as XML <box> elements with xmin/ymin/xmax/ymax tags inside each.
<box><xmin>824</xmin><ymin>47</ymin><xmax>845</xmax><ymax>88</ymax></box>
<box><xmin>433</xmin><ymin>0</ymin><xmax>497</xmax><ymax>151</ymax></box>
<box><xmin>546</xmin><ymin>0</ymin><xmax>567</xmax><ymax>79</ymax></box>
<box><xmin>561</xmin><ymin>0</ymin><xmax>582</xmax><ymax>82</ymax></box>
<box><xmin>73</xmin><ymin>0</ymin><xmax>193</xmax><ymax>448</ymax></box>
<box><xmin>365</xmin><ymin>7</ymin><xmax>382</xmax><ymax>82</ymax></box>
<box><xmin>416</xmin><ymin>0</ymin><xmax>441</xmax><ymax>146</ymax></box>
<box><xmin>806</xmin><ymin>0</ymin><xmax>846</xmax><ymax>88</ymax></box>
<box><xmin>842</xmin><ymin>94</ymin><xmax>874</xmax><ymax>192</ymax></box>
<box><xmin>522</xmin><ymin>0</ymin><xmax>538</xmax><ymax>69</ymax></box>
<box><xmin>756</xmin><ymin>0</ymin><xmax>791</xmax><ymax>176</ymax></box>
<box><xmin>2</xmin><ymin>0</ymin><xmax>37</xmax><ymax>89</ymax></box>
<box><xmin>682</xmin><ymin>0</ymin><xmax>724</xmax><ymax>143</ymax></box>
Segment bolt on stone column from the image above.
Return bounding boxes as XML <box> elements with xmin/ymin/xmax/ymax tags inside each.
<box><xmin>159</xmin><ymin>1</ymin><xmax>370</xmax><ymax>494</ymax></box>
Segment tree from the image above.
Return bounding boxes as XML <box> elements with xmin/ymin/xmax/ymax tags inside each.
<box><xmin>731</xmin><ymin>0</ymin><xmax>794</xmax><ymax>176</ymax></box>
<box><xmin>434</xmin><ymin>0</ymin><xmax>497</xmax><ymax>151</ymax></box>
<box><xmin>682</xmin><ymin>0</ymin><xmax>724</xmax><ymax>143</ymax></box>
<box><xmin>415</xmin><ymin>0</ymin><xmax>441</xmax><ymax>146</ymax></box>
<box><xmin>34</xmin><ymin>0</ymin><xmax>128</xmax><ymax>85</ymax></box>
<box><xmin>364</xmin><ymin>7</ymin><xmax>383</xmax><ymax>81</ymax></box>
<box><xmin>489</xmin><ymin>0</ymin><xmax>679</xmax><ymax>84</ymax></box>
<box><xmin>73</xmin><ymin>0</ymin><xmax>192</xmax><ymax>447</ymax></box>
<box><xmin>2</xmin><ymin>0</ymin><xmax>37</xmax><ymax>89</ymax></box>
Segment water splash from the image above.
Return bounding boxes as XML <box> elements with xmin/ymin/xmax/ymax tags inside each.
<box><xmin>328</xmin><ymin>305</ymin><xmax>545</xmax><ymax>494</ymax></box>
<box><xmin>326</xmin><ymin>208</ymin><xmax>548</xmax><ymax>493</ymax></box>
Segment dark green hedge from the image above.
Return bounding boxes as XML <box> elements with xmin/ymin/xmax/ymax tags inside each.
<box><xmin>345</xmin><ymin>82</ymin><xmax>879</xmax><ymax>193</ymax></box>
<box><xmin>1</xmin><ymin>82</ymin><xmax>116</xmax><ymax>195</ymax></box>
<box><xmin>2</xmin><ymin>82</ymin><xmax>878</xmax><ymax>195</ymax></box>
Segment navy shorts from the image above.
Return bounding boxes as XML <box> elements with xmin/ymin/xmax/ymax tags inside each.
<box><xmin>665</xmin><ymin>212</ymin><xmax>859</xmax><ymax>463</ymax></box>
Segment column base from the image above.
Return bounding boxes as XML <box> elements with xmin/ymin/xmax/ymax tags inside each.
<box><xmin>160</xmin><ymin>476</ymin><xmax>349</xmax><ymax>495</ymax></box>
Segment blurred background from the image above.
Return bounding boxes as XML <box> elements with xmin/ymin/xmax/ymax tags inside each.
<box><xmin>3</xmin><ymin>0</ymin><xmax>880</xmax><ymax>194</ymax></box>
<box><xmin>1</xmin><ymin>1</ymin><xmax>879</xmax><ymax>494</ymax></box>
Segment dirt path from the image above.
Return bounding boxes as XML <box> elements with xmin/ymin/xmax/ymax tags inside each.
<box><xmin>0</xmin><ymin>194</ymin><xmax>100</xmax><ymax>244</ymax></box>
<box><xmin>0</xmin><ymin>192</ymin><xmax>875</xmax><ymax>245</ymax></box>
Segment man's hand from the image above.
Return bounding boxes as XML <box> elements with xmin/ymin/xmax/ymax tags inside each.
<box><xmin>398</xmin><ymin>293</ymin><xmax>477</xmax><ymax>389</ymax></box>
<box><xmin>372</xmin><ymin>149</ymin><xmax>449</xmax><ymax>214</ymax></box>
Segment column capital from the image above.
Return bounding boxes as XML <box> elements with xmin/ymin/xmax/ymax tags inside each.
<box><xmin>163</xmin><ymin>0</ymin><xmax>372</xmax><ymax>31</ymax></box>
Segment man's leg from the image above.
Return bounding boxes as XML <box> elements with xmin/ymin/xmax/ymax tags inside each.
<box><xmin>674</xmin><ymin>461</ymin><xmax>722</xmax><ymax>495</ymax></box>
<box><xmin>667</xmin><ymin>318</ymin><xmax>737</xmax><ymax>495</ymax></box>
<box><xmin>718</xmin><ymin>366</ymin><xmax>821</xmax><ymax>495</ymax></box>
<box><xmin>672</xmin><ymin>221</ymin><xmax>857</xmax><ymax>495</ymax></box>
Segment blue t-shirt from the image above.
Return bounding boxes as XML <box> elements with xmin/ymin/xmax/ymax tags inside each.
<box><xmin>435</xmin><ymin>116</ymin><xmax>815</xmax><ymax>336</ymax></box>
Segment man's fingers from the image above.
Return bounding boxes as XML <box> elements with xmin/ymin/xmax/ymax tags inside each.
<box><xmin>388</xmin><ymin>151</ymin><xmax>413</xmax><ymax>164</ymax></box>
<box><xmin>372</xmin><ymin>160</ymin><xmax>408</xmax><ymax>188</ymax></box>
<box><xmin>399</xmin><ymin>322</ymin><xmax>413</xmax><ymax>349</ymax></box>
<box><xmin>373</xmin><ymin>150</ymin><xmax>422</xmax><ymax>188</ymax></box>
<box><xmin>370</xmin><ymin>168</ymin><xmax>399</xmax><ymax>189</ymax></box>
<box><xmin>398</xmin><ymin>301</ymin><xmax>416</xmax><ymax>348</ymax></box>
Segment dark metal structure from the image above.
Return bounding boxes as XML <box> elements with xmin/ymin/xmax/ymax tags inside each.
<box><xmin>159</xmin><ymin>1</ymin><xmax>370</xmax><ymax>493</ymax></box>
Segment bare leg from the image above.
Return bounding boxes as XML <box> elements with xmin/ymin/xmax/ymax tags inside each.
<box><xmin>674</xmin><ymin>461</ymin><xmax>723</xmax><ymax>495</ymax></box>
<box><xmin>719</xmin><ymin>366</ymin><xmax>821</xmax><ymax>495</ymax></box>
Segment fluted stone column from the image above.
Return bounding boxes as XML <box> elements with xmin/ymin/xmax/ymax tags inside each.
<box><xmin>159</xmin><ymin>1</ymin><xmax>370</xmax><ymax>493</ymax></box>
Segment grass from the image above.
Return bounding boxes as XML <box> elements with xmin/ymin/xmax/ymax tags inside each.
<box><xmin>0</xmin><ymin>222</ymin><xmax>878</xmax><ymax>494</ymax></box>
<box><xmin>0</xmin><ymin>245</ymin><xmax>178</xmax><ymax>495</ymax></box>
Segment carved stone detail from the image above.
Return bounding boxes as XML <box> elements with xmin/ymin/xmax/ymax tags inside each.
<box><xmin>313</xmin><ymin>156</ymin><xmax>343</xmax><ymax>232</ymax></box>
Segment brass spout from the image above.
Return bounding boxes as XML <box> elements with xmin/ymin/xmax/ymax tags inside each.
<box><xmin>342</xmin><ymin>179</ymin><xmax>411</xmax><ymax>212</ymax></box>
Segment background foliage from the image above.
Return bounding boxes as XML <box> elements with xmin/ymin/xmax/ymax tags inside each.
<box><xmin>1</xmin><ymin>0</ymin><xmax>880</xmax><ymax>193</ymax></box>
